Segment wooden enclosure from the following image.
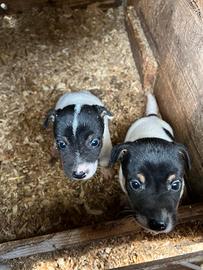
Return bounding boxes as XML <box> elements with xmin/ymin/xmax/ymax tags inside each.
<box><xmin>126</xmin><ymin>0</ymin><xmax>203</xmax><ymax>200</ymax></box>
<box><xmin>0</xmin><ymin>0</ymin><xmax>203</xmax><ymax>269</ymax></box>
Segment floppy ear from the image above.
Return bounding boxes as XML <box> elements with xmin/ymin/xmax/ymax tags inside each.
<box><xmin>109</xmin><ymin>143</ymin><xmax>130</xmax><ymax>167</ymax></box>
<box><xmin>43</xmin><ymin>108</ymin><xmax>56</xmax><ymax>128</ymax></box>
<box><xmin>177</xmin><ymin>143</ymin><xmax>191</xmax><ymax>171</ymax></box>
<box><xmin>93</xmin><ymin>105</ymin><xmax>113</xmax><ymax>119</ymax></box>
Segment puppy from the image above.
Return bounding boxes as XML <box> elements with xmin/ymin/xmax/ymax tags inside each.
<box><xmin>44</xmin><ymin>90</ymin><xmax>113</xmax><ymax>180</ymax></box>
<box><xmin>110</xmin><ymin>93</ymin><xmax>190</xmax><ymax>233</ymax></box>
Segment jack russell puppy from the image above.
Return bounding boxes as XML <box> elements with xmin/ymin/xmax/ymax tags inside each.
<box><xmin>44</xmin><ymin>90</ymin><xmax>113</xmax><ymax>180</ymax></box>
<box><xmin>110</xmin><ymin>93</ymin><xmax>190</xmax><ymax>233</ymax></box>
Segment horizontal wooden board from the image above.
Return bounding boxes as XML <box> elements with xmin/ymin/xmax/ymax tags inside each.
<box><xmin>112</xmin><ymin>250</ymin><xmax>203</xmax><ymax>270</ymax></box>
<box><xmin>0</xmin><ymin>203</ymin><xmax>202</xmax><ymax>260</ymax></box>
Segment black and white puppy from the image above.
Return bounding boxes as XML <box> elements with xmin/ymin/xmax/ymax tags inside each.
<box><xmin>44</xmin><ymin>90</ymin><xmax>113</xmax><ymax>180</ymax></box>
<box><xmin>110</xmin><ymin>94</ymin><xmax>190</xmax><ymax>233</ymax></box>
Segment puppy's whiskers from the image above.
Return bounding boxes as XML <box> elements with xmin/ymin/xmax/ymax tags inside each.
<box><xmin>116</xmin><ymin>209</ymin><xmax>136</xmax><ymax>218</ymax></box>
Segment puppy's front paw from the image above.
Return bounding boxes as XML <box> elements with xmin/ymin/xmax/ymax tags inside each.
<box><xmin>100</xmin><ymin>166</ymin><xmax>115</xmax><ymax>180</ymax></box>
<box><xmin>99</xmin><ymin>158</ymin><xmax>109</xmax><ymax>168</ymax></box>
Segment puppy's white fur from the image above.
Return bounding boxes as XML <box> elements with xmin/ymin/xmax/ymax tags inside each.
<box><xmin>125</xmin><ymin>94</ymin><xmax>173</xmax><ymax>143</ymax></box>
<box><xmin>119</xmin><ymin>93</ymin><xmax>174</xmax><ymax>193</ymax></box>
<box><xmin>136</xmin><ymin>209</ymin><xmax>174</xmax><ymax>234</ymax></box>
<box><xmin>119</xmin><ymin>167</ymin><xmax>127</xmax><ymax>194</ymax></box>
<box><xmin>75</xmin><ymin>160</ymin><xmax>98</xmax><ymax>180</ymax></box>
<box><xmin>55</xmin><ymin>91</ymin><xmax>112</xmax><ymax>169</ymax></box>
<box><xmin>145</xmin><ymin>92</ymin><xmax>158</xmax><ymax>115</ymax></box>
<box><xmin>72</xmin><ymin>104</ymin><xmax>82</xmax><ymax>136</ymax></box>
<box><xmin>118</xmin><ymin>94</ymin><xmax>184</xmax><ymax>233</ymax></box>
<box><xmin>55</xmin><ymin>90</ymin><xmax>104</xmax><ymax>109</ymax></box>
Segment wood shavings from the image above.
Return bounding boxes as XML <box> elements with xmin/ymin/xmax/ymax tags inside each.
<box><xmin>0</xmin><ymin>4</ymin><xmax>142</xmax><ymax>244</ymax></box>
<box><xmin>84</xmin><ymin>202</ymin><xmax>104</xmax><ymax>215</ymax></box>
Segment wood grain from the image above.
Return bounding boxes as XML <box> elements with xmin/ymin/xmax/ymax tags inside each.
<box><xmin>0</xmin><ymin>0</ymin><xmax>121</xmax><ymax>14</ymax></box>
<box><xmin>111</xmin><ymin>250</ymin><xmax>203</xmax><ymax>270</ymax></box>
<box><xmin>125</xmin><ymin>6</ymin><xmax>158</xmax><ymax>91</ymax></box>
<box><xmin>130</xmin><ymin>0</ymin><xmax>203</xmax><ymax>199</ymax></box>
<box><xmin>0</xmin><ymin>203</ymin><xmax>202</xmax><ymax>260</ymax></box>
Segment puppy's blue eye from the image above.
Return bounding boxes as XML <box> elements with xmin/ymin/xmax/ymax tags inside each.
<box><xmin>90</xmin><ymin>138</ymin><xmax>100</xmax><ymax>147</ymax></box>
<box><xmin>57</xmin><ymin>140</ymin><xmax>67</xmax><ymax>150</ymax></box>
<box><xmin>130</xmin><ymin>180</ymin><xmax>142</xmax><ymax>191</ymax></box>
<box><xmin>171</xmin><ymin>179</ymin><xmax>182</xmax><ymax>191</ymax></box>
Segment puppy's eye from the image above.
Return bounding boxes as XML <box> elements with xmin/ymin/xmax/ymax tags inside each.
<box><xmin>90</xmin><ymin>138</ymin><xmax>100</xmax><ymax>148</ymax></box>
<box><xmin>57</xmin><ymin>140</ymin><xmax>67</xmax><ymax>150</ymax></box>
<box><xmin>171</xmin><ymin>179</ymin><xmax>182</xmax><ymax>191</ymax></box>
<box><xmin>130</xmin><ymin>180</ymin><xmax>143</xmax><ymax>191</ymax></box>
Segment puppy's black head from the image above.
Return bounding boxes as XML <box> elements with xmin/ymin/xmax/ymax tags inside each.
<box><xmin>45</xmin><ymin>104</ymin><xmax>111</xmax><ymax>180</ymax></box>
<box><xmin>110</xmin><ymin>138</ymin><xmax>190</xmax><ymax>233</ymax></box>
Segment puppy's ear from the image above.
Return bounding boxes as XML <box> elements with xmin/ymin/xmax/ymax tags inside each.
<box><xmin>93</xmin><ymin>105</ymin><xmax>113</xmax><ymax>119</ymax></box>
<box><xmin>109</xmin><ymin>143</ymin><xmax>130</xmax><ymax>167</ymax></box>
<box><xmin>43</xmin><ymin>109</ymin><xmax>56</xmax><ymax>128</ymax></box>
<box><xmin>177</xmin><ymin>143</ymin><xmax>191</xmax><ymax>171</ymax></box>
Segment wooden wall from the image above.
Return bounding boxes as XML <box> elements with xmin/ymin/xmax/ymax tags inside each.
<box><xmin>0</xmin><ymin>0</ymin><xmax>121</xmax><ymax>13</ymax></box>
<box><xmin>130</xmin><ymin>0</ymin><xmax>203</xmax><ymax>199</ymax></box>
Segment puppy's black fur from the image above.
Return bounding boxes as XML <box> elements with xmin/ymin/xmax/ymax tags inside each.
<box><xmin>44</xmin><ymin>104</ymin><xmax>109</xmax><ymax>179</ymax></box>
<box><xmin>110</xmin><ymin>138</ymin><xmax>190</xmax><ymax>232</ymax></box>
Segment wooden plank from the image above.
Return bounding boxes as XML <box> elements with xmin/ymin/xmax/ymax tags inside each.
<box><xmin>130</xmin><ymin>0</ymin><xmax>203</xmax><ymax>199</ymax></box>
<box><xmin>125</xmin><ymin>6</ymin><xmax>158</xmax><ymax>91</ymax></box>
<box><xmin>0</xmin><ymin>203</ymin><xmax>202</xmax><ymax>260</ymax></box>
<box><xmin>0</xmin><ymin>217</ymin><xmax>139</xmax><ymax>260</ymax></box>
<box><xmin>111</xmin><ymin>250</ymin><xmax>203</xmax><ymax>270</ymax></box>
<box><xmin>0</xmin><ymin>0</ymin><xmax>121</xmax><ymax>14</ymax></box>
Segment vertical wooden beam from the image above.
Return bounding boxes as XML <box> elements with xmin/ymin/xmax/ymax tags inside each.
<box><xmin>125</xmin><ymin>6</ymin><xmax>158</xmax><ymax>91</ymax></box>
<box><xmin>130</xmin><ymin>0</ymin><xmax>203</xmax><ymax>199</ymax></box>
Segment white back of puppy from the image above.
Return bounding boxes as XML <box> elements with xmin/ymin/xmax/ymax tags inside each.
<box><xmin>125</xmin><ymin>93</ymin><xmax>174</xmax><ymax>143</ymax></box>
<box><xmin>55</xmin><ymin>90</ymin><xmax>103</xmax><ymax>110</ymax></box>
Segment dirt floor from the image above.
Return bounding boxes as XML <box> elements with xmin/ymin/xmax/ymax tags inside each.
<box><xmin>0</xmin><ymin>4</ymin><xmax>143</xmax><ymax>243</ymax></box>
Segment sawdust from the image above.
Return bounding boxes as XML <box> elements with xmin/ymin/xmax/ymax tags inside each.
<box><xmin>7</xmin><ymin>223</ymin><xmax>203</xmax><ymax>269</ymax></box>
<box><xmin>0</xmin><ymin>4</ymin><xmax>143</xmax><ymax>243</ymax></box>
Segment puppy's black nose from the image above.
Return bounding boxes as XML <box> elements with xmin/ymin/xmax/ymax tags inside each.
<box><xmin>149</xmin><ymin>219</ymin><xmax>167</xmax><ymax>231</ymax></box>
<box><xmin>72</xmin><ymin>171</ymin><xmax>86</xmax><ymax>179</ymax></box>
